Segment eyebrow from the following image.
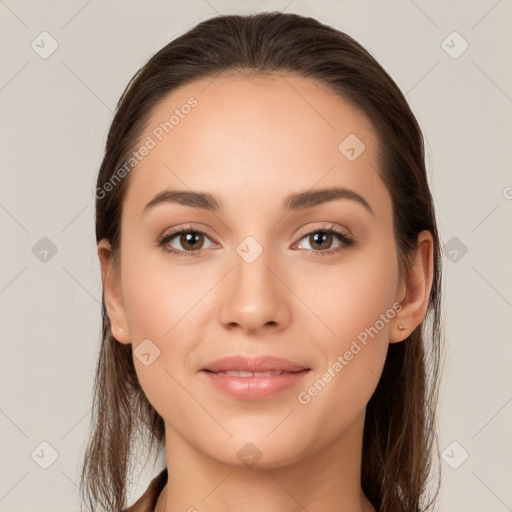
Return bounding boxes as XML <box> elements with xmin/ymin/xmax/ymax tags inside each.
<box><xmin>142</xmin><ymin>186</ymin><xmax>374</xmax><ymax>216</ymax></box>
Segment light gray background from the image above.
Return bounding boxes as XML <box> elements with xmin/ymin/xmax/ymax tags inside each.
<box><xmin>1</xmin><ymin>0</ymin><xmax>511</xmax><ymax>511</ymax></box>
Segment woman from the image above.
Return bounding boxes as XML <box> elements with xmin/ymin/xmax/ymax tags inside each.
<box><xmin>80</xmin><ymin>11</ymin><xmax>443</xmax><ymax>512</ymax></box>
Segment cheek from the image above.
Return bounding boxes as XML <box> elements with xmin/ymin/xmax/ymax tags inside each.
<box><xmin>120</xmin><ymin>241</ymin><xmax>205</xmax><ymax>342</ymax></box>
<box><xmin>291</xmin><ymin>239</ymin><xmax>398</xmax><ymax>409</ymax></box>
<box><xmin>292</xmin><ymin>256</ymin><xmax>396</xmax><ymax>450</ymax></box>
<box><xmin>119</xmin><ymin>245</ymin><xmax>206</xmax><ymax>417</ymax></box>
<box><xmin>292</xmin><ymin>238</ymin><xmax>399</xmax><ymax>346</ymax></box>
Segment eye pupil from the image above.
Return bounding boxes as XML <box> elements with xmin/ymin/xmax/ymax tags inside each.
<box><xmin>311</xmin><ymin>231</ymin><xmax>332</xmax><ymax>250</ymax></box>
<box><xmin>181</xmin><ymin>232</ymin><xmax>203</xmax><ymax>250</ymax></box>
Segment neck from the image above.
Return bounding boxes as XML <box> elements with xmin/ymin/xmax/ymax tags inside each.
<box><xmin>157</xmin><ymin>410</ymin><xmax>376</xmax><ymax>512</ymax></box>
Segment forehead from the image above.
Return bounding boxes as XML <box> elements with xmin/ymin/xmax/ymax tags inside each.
<box><xmin>123</xmin><ymin>72</ymin><xmax>390</xmax><ymax>220</ymax></box>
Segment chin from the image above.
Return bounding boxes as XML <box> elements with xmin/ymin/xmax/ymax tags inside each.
<box><xmin>208</xmin><ymin>433</ymin><xmax>308</xmax><ymax>470</ymax></box>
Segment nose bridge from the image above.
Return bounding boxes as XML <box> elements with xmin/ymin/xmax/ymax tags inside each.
<box><xmin>218</xmin><ymin>234</ymin><xmax>289</xmax><ymax>332</ymax></box>
<box><xmin>235</xmin><ymin>236</ymin><xmax>273</xmax><ymax>291</ymax></box>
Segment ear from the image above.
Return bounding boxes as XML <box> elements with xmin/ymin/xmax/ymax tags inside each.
<box><xmin>391</xmin><ymin>230</ymin><xmax>434</xmax><ymax>343</ymax></box>
<box><xmin>97</xmin><ymin>239</ymin><xmax>131</xmax><ymax>344</ymax></box>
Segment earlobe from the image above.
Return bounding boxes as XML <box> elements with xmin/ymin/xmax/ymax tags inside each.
<box><xmin>391</xmin><ymin>230</ymin><xmax>434</xmax><ymax>343</ymax></box>
<box><xmin>97</xmin><ymin>239</ymin><xmax>131</xmax><ymax>344</ymax></box>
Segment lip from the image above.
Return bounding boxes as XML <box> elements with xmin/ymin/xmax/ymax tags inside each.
<box><xmin>201</xmin><ymin>355</ymin><xmax>311</xmax><ymax>401</ymax></box>
<box><xmin>202</xmin><ymin>355</ymin><xmax>309</xmax><ymax>373</ymax></box>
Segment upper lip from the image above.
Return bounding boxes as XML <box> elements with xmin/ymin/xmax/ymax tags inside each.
<box><xmin>202</xmin><ymin>355</ymin><xmax>310</xmax><ymax>373</ymax></box>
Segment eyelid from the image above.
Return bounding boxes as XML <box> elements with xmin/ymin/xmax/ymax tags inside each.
<box><xmin>159</xmin><ymin>223</ymin><xmax>217</xmax><ymax>241</ymax></box>
<box><xmin>160</xmin><ymin>222</ymin><xmax>351</xmax><ymax>242</ymax></box>
<box><xmin>294</xmin><ymin>222</ymin><xmax>352</xmax><ymax>240</ymax></box>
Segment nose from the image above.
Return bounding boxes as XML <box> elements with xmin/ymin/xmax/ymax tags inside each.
<box><xmin>217</xmin><ymin>246</ymin><xmax>291</xmax><ymax>335</ymax></box>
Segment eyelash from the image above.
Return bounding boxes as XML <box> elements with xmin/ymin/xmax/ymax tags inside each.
<box><xmin>157</xmin><ymin>224</ymin><xmax>355</xmax><ymax>258</ymax></box>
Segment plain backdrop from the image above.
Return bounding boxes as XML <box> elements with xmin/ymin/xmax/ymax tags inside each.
<box><xmin>0</xmin><ymin>1</ymin><xmax>511</xmax><ymax>511</ymax></box>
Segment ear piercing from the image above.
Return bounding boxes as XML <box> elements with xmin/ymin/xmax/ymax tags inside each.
<box><xmin>398</xmin><ymin>324</ymin><xmax>406</xmax><ymax>331</ymax></box>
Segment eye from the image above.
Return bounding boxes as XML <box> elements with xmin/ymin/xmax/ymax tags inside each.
<box><xmin>294</xmin><ymin>225</ymin><xmax>355</xmax><ymax>256</ymax></box>
<box><xmin>157</xmin><ymin>226</ymin><xmax>217</xmax><ymax>257</ymax></box>
<box><xmin>157</xmin><ymin>224</ymin><xmax>355</xmax><ymax>258</ymax></box>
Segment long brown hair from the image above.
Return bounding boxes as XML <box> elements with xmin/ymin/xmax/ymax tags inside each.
<box><xmin>80</xmin><ymin>11</ymin><xmax>444</xmax><ymax>512</ymax></box>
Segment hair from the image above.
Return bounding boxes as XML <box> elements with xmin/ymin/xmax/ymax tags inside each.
<box><xmin>80</xmin><ymin>11</ymin><xmax>444</xmax><ymax>512</ymax></box>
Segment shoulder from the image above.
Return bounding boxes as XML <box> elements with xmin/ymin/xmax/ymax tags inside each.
<box><xmin>119</xmin><ymin>468</ymin><xmax>168</xmax><ymax>512</ymax></box>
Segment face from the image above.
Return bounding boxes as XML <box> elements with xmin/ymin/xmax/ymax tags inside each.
<box><xmin>101</xmin><ymin>72</ymin><xmax>412</xmax><ymax>469</ymax></box>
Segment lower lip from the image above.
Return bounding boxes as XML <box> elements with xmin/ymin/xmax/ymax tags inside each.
<box><xmin>201</xmin><ymin>370</ymin><xmax>310</xmax><ymax>401</ymax></box>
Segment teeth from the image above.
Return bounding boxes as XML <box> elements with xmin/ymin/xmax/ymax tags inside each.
<box><xmin>217</xmin><ymin>370</ymin><xmax>284</xmax><ymax>377</ymax></box>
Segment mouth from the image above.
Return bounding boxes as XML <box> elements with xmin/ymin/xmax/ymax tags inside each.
<box><xmin>201</xmin><ymin>354</ymin><xmax>310</xmax><ymax>374</ymax></box>
<box><xmin>200</xmin><ymin>368</ymin><xmax>311</xmax><ymax>402</ymax></box>
<box><xmin>200</xmin><ymin>355</ymin><xmax>311</xmax><ymax>400</ymax></box>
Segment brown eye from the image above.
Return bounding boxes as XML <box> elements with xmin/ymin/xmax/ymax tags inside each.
<box><xmin>178</xmin><ymin>231</ymin><xmax>205</xmax><ymax>251</ymax></box>
<box><xmin>158</xmin><ymin>228</ymin><xmax>216</xmax><ymax>256</ymax></box>
<box><xmin>308</xmin><ymin>231</ymin><xmax>334</xmax><ymax>251</ymax></box>
<box><xmin>295</xmin><ymin>227</ymin><xmax>355</xmax><ymax>256</ymax></box>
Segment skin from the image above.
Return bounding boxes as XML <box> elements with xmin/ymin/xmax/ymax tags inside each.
<box><xmin>98</xmin><ymin>72</ymin><xmax>434</xmax><ymax>512</ymax></box>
